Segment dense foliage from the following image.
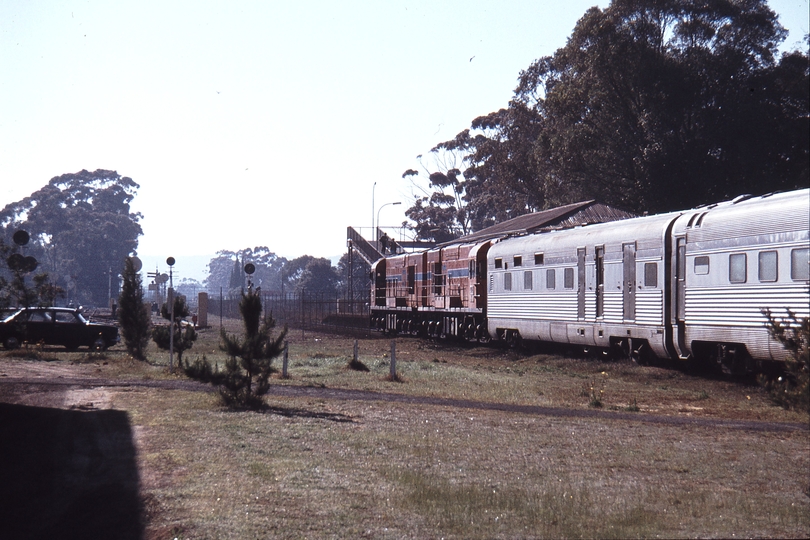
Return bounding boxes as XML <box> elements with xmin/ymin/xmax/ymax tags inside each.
<box><xmin>205</xmin><ymin>247</ymin><xmax>286</xmax><ymax>294</ymax></box>
<box><xmin>205</xmin><ymin>249</ymin><xmax>341</xmax><ymax>297</ymax></box>
<box><xmin>336</xmin><ymin>251</ymin><xmax>371</xmax><ymax>303</ymax></box>
<box><xmin>405</xmin><ymin>0</ymin><xmax>809</xmax><ymax>239</ymax></box>
<box><xmin>0</xmin><ymin>238</ymin><xmax>65</xmax><ymax>308</ymax></box>
<box><xmin>152</xmin><ymin>294</ymin><xmax>197</xmax><ymax>364</ymax></box>
<box><xmin>0</xmin><ymin>169</ymin><xmax>143</xmax><ymax>306</ymax></box>
<box><xmin>118</xmin><ymin>257</ymin><xmax>151</xmax><ymax>360</ymax></box>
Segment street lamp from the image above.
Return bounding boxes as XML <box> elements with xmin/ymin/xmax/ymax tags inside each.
<box><xmin>376</xmin><ymin>201</ymin><xmax>402</xmax><ymax>241</ymax></box>
<box><xmin>371</xmin><ymin>181</ymin><xmax>377</xmax><ymax>240</ymax></box>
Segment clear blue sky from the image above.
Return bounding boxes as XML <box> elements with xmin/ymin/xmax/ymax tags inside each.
<box><xmin>1</xmin><ymin>1</ymin><xmax>807</xmax><ymax>282</ymax></box>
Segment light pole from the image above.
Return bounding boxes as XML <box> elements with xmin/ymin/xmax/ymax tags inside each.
<box><xmin>371</xmin><ymin>181</ymin><xmax>377</xmax><ymax>240</ymax></box>
<box><xmin>167</xmin><ymin>256</ymin><xmax>175</xmax><ymax>373</ymax></box>
<box><xmin>376</xmin><ymin>201</ymin><xmax>402</xmax><ymax>241</ymax></box>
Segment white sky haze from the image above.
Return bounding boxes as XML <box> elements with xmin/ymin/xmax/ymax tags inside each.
<box><xmin>2</xmin><ymin>0</ymin><xmax>807</xmax><ymax>282</ymax></box>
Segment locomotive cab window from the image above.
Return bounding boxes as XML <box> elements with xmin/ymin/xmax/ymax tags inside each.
<box><xmin>694</xmin><ymin>256</ymin><xmax>710</xmax><ymax>275</ymax></box>
<box><xmin>535</xmin><ymin>253</ymin><xmax>544</xmax><ymax>265</ymax></box>
<box><xmin>524</xmin><ymin>271</ymin><xmax>533</xmax><ymax>290</ymax></box>
<box><xmin>546</xmin><ymin>269</ymin><xmax>556</xmax><ymax>290</ymax></box>
<box><xmin>564</xmin><ymin>268</ymin><xmax>574</xmax><ymax>289</ymax></box>
<box><xmin>644</xmin><ymin>262</ymin><xmax>658</xmax><ymax>288</ymax></box>
<box><xmin>791</xmin><ymin>248</ymin><xmax>809</xmax><ymax>281</ymax></box>
<box><xmin>758</xmin><ymin>251</ymin><xmax>777</xmax><ymax>282</ymax></box>
<box><xmin>514</xmin><ymin>256</ymin><xmax>522</xmax><ymax>267</ymax></box>
<box><xmin>494</xmin><ymin>258</ymin><xmax>502</xmax><ymax>269</ymax></box>
<box><xmin>729</xmin><ymin>253</ymin><xmax>747</xmax><ymax>283</ymax></box>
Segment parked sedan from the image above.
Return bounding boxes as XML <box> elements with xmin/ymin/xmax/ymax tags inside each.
<box><xmin>0</xmin><ymin>307</ymin><xmax>120</xmax><ymax>350</ymax></box>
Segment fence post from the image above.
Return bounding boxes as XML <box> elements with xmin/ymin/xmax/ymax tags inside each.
<box><xmin>282</xmin><ymin>340</ymin><xmax>289</xmax><ymax>379</ymax></box>
<box><xmin>390</xmin><ymin>339</ymin><xmax>396</xmax><ymax>380</ymax></box>
<box><xmin>353</xmin><ymin>339</ymin><xmax>358</xmax><ymax>363</ymax></box>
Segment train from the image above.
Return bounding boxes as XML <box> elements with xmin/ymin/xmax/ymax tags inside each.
<box><xmin>370</xmin><ymin>188</ymin><xmax>810</xmax><ymax>371</ymax></box>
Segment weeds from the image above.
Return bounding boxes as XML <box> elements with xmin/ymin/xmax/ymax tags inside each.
<box><xmin>759</xmin><ymin>309</ymin><xmax>809</xmax><ymax>413</ymax></box>
<box><xmin>584</xmin><ymin>373</ymin><xmax>608</xmax><ymax>408</ymax></box>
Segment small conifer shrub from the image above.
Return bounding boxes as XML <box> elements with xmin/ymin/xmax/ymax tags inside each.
<box><xmin>183</xmin><ymin>287</ymin><xmax>287</xmax><ymax>409</ymax></box>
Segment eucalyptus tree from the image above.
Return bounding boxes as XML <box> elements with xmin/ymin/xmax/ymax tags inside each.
<box><xmin>408</xmin><ymin>0</ymin><xmax>808</xmax><ymax>235</ymax></box>
<box><xmin>0</xmin><ymin>169</ymin><xmax>143</xmax><ymax>306</ymax></box>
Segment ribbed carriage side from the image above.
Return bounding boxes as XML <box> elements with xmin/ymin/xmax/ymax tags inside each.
<box><xmin>486</xmin><ymin>212</ymin><xmax>679</xmax><ymax>357</ymax></box>
<box><xmin>679</xmin><ymin>189</ymin><xmax>810</xmax><ymax>362</ymax></box>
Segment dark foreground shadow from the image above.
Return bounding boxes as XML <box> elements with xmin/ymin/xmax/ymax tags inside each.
<box><xmin>0</xmin><ymin>402</ymin><xmax>143</xmax><ymax>540</ymax></box>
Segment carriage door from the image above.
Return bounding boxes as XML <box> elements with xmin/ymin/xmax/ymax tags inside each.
<box><xmin>675</xmin><ymin>237</ymin><xmax>687</xmax><ymax>355</ymax></box>
<box><xmin>622</xmin><ymin>242</ymin><xmax>636</xmax><ymax>321</ymax></box>
<box><xmin>577</xmin><ymin>248</ymin><xmax>586</xmax><ymax>319</ymax></box>
<box><xmin>595</xmin><ymin>246</ymin><xmax>605</xmax><ymax>318</ymax></box>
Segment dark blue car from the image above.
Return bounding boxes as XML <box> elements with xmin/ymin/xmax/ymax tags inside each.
<box><xmin>0</xmin><ymin>307</ymin><xmax>119</xmax><ymax>351</ymax></box>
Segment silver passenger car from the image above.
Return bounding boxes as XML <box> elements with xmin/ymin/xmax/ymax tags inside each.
<box><xmin>486</xmin><ymin>189</ymin><xmax>809</xmax><ymax>369</ymax></box>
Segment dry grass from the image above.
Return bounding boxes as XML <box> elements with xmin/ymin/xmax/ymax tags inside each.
<box><xmin>1</xmin><ymin>320</ymin><xmax>809</xmax><ymax>538</ymax></box>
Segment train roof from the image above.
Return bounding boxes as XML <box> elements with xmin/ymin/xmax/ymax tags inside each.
<box><xmin>438</xmin><ymin>200</ymin><xmax>636</xmax><ymax>247</ymax></box>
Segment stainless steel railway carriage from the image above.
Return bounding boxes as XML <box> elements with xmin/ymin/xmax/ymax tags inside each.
<box><xmin>371</xmin><ymin>188</ymin><xmax>809</xmax><ymax>371</ymax></box>
<box><xmin>487</xmin><ymin>189</ymin><xmax>809</xmax><ymax>369</ymax></box>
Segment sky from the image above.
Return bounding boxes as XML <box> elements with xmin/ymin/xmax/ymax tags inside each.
<box><xmin>2</xmin><ymin>1</ymin><xmax>808</xmax><ymax>283</ymax></box>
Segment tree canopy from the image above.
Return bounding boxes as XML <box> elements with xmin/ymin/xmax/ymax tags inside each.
<box><xmin>0</xmin><ymin>169</ymin><xmax>143</xmax><ymax>306</ymax></box>
<box><xmin>404</xmin><ymin>0</ymin><xmax>809</xmax><ymax>238</ymax></box>
<box><xmin>205</xmin><ymin>247</ymin><xmax>287</xmax><ymax>294</ymax></box>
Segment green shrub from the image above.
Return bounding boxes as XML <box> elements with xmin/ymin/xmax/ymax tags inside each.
<box><xmin>183</xmin><ymin>287</ymin><xmax>287</xmax><ymax>409</ymax></box>
<box><xmin>759</xmin><ymin>309</ymin><xmax>809</xmax><ymax>413</ymax></box>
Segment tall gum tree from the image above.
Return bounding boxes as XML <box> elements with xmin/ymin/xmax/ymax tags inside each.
<box><xmin>410</xmin><ymin>0</ymin><xmax>808</xmax><ymax>228</ymax></box>
<box><xmin>0</xmin><ymin>169</ymin><xmax>143</xmax><ymax>306</ymax></box>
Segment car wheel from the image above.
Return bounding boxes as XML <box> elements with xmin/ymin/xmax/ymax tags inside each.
<box><xmin>91</xmin><ymin>337</ymin><xmax>107</xmax><ymax>351</ymax></box>
<box><xmin>4</xmin><ymin>336</ymin><xmax>20</xmax><ymax>350</ymax></box>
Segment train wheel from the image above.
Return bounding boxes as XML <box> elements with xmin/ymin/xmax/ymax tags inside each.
<box><xmin>505</xmin><ymin>330</ymin><xmax>522</xmax><ymax>349</ymax></box>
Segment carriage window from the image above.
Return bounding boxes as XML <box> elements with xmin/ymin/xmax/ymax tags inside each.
<box><xmin>694</xmin><ymin>256</ymin><xmax>710</xmax><ymax>275</ymax></box>
<box><xmin>514</xmin><ymin>256</ymin><xmax>522</xmax><ymax>267</ymax></box>
<box><xmin>564</xmin><ymin>268</ymin><xmax>574</xmax><ymax>289</ymax></box>
<box><xmin>546</xmin><ymin>269</ymin><xmax>556</xmax><ymax>290</ymax></box>
<box><xmin>729</xmin><ymin>253</ymin><xmax>747</xmax><ymax>283</ymax></box>
<box><xmin>524</xmin><ymin>271</ymin><xmax>533</xmax><ymax>290</ymax></box>
<box><xmin>503</xmin><ymin>272</ymin><xmax>512</xmax><ymax>291</ymax></box>
<box><xmin>535</xmin><ymin>253</ymin><xmax>544</xmax><ymax>265</ymax></box>
<box><xmin>758</xmin><ymin>251</ymin><xmax>777</xmax><ymax>282</ymax></box>
<box><xmin>791</xmin><ymin>248</ymin><xmax>809</xmax><ymax>281</ymax></box>
<box><xmin>494</xmin><ymin>258</ymin><xmax>502</xmax><ymax>269</ymax></box>
<box><xmin>644</xmin><ymin>262</ymin><xmax>658</xmax><ymax>288</ymax></box>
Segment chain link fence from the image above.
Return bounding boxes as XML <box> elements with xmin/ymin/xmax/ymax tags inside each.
<box><xmin>202</xmin><ymin>291</ymin><xmax>371</xmax><ymax>335</ymax></box>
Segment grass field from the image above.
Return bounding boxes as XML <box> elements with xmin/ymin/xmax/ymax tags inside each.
<box><xmin>0</xmin><ymin>319</ymin><xmax>808</xmax><ymax>539</ymax></box>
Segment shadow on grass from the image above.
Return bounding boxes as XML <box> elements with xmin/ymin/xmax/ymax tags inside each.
<box><xmin>262</xmin><ymin>404</ymin><xmax>356</xmax><ymax>423</ymax></box>
<box><xmin>0</xmin><ymin>402</ymin><xmax>143</xmax><ymax>540</ymax></box>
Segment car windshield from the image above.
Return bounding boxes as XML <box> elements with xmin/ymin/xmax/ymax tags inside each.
<box><xmin>75</xmin><ymin>311</ymin><xmax>89</xmax><ymax>323</ymax></box>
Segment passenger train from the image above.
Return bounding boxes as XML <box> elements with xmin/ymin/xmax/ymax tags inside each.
<box><xmin>370</xmin><ymin>189</ymin><xmax>810</xmax><ymax>371</ymax></box>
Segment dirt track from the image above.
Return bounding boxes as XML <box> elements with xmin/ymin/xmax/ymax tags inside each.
<box><xmin>2</xmin><ymin>375</ymin><xmax>806</xmax><ymax>433</ymax></box>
